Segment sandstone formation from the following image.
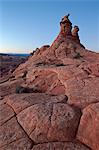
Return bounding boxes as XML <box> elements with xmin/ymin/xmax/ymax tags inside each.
<box><xmin>60</xmin><ymin>14</ymin><xmax>72</xmax><ymax>36</ymax></box>
<box><xmin>0</xmin><ymin>14</ymin><xmax>99</xmax><ymax>149</ymax></box>
<box><xmin>77</xmin><ymin>102</ymin><xmax>99</xmax><ymax>150</ymax></box>
<box><xmin>72</xmin><ymin>26</ymin><xmax>80</xmax><ymax>43</ymax></box>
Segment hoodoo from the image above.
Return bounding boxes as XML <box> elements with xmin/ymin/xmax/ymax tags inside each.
<box><xmin>51</xmin><ymin>14</ymin><xmax>85</xmax><ymax>53</ymax></box>
<box><xmin>72</xmin><ymin>25</ymin><xmax>80</xmax><ymax>43</ymax></box>
<box><xmin>60</xmin><ymin>14</ymin><xmax>72</xmax><ymax>36</ymax></box>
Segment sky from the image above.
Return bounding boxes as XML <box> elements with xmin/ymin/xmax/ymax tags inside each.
<box><xmin>0</xmin><ymin>0</ymin><xmax>99</xmax><ymax>54</ymax></box>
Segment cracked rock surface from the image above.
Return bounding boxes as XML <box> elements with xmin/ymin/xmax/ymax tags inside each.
<box><xmin>0</xmin><ymin>94</ymin><xmax>91</xmax><ymax>150</ymax></box>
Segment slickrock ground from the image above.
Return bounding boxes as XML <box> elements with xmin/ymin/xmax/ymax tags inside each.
<box><xmin>0</xmin><ymin>15</ymin><xmax>99</xmax><ymax>150</ymax></box>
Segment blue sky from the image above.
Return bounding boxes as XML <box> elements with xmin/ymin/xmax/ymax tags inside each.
<box><xmin>0</xmin><ymin>0</ymin><xmax>99</xmax><ymax>53</ymax></box>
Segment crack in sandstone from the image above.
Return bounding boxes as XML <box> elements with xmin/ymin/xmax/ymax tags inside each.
<box><xmin>0</xmin><ymin>116</ymin><xmax>34</xmax><ymax>149</ymax></box>
<box><xmin>0</xmin><ymin>78</ymin><xmax>10</xmax><ymax>84</ymax></box>
<box><xmin>29</xmin><ymin>124</ymin><xmax>36</xmax><ymax>137</ymax></box>
<box><xmin>0</xmin><ymin>137</ymin><xmax>33</xmax><ymax>149</ymax></box>
<box><xmin>6</xmin><ymin>102</ymin><xmax>17</xmax><ymax>115</ymax></box>
<box><xmin>75</xmin><ymin>139</ymin><xmax>92</xmax><ymax>150</ymax></box>
<box><xmin>4</xmin><ymin>102</ymin><xmax>34</xmax><ymax>144</ymax></box>
<box><xmin>0</xmin><ymin>115</ymin><xmax>15</xmax><ymax>127</ymax></box>
<box><xmin>49</xmin><ymin>104</ymin><xmax>53</xmax><ymax>123</ymax></box>
<box><xmin>46</xmin><ymin>103</ymin><xmax>54</xmax><ymax>141</ymax></box>
<box><xmin>15</xmin><ymin>116</ymin><xmax>34</xmax><ymax>145</ymax></box>
<box><xmin>74</xmin><ymin>109</ymin><xmax>82</xmax><ymax>138</ymax></box>
<box><xmin>32</xmin><ymin>140</ymin><xmax>91</xmax><ymax>150</ymax></box>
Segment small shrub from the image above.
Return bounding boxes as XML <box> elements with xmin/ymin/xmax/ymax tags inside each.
<box><xmin>15</xmin><ymin>86</ymin><xmax>29</xmax><ymax>94</ymax></box>
<box><xmin>36</xmin><ymin>62</ymin><xmax>46</xmax><ymax>66</ymax></box>
<box><xmin>15</xmin><ymin>86</ymin><xmax>41</xmax><ymax>94</ymax></box>
<box><xmin>73</xmin><ymin>52</ymin><xmax>83</xmax><ymax>59</ymax></box>
<box><xmin>56</xmin><ymin>63</ymin><xmax>65</xmax><ymax>67</ymax></box>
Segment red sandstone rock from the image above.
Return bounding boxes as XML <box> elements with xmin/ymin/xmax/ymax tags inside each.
<box><xmin>0</xmin><ymin>78</ymin><xmax>24</xmax><ymax>98</ymax></box>
<box><xmin>34</xmin><ymin>45</ymin><xmax>50</xmax><ymax>56</ymax></box>
<box><xmin>17</xmin><ymin>102</ymin><xmax>81</xmax><ymax>143</ymax></box>
<box><xmin>60</xmin><ymin>14</ymin><xmax>72</xmax><ymax>37</ymax></box>
<box><xmin>67</xmin><ymin>77</ymin><xmax>99</xmax><ymax>108</ymax></box>
<box><xmin>0</xmin><ymin>137</ymin><xmax>33</xmax><ymax>150</ymax></box>
<box><xmin>77</xmin><ymin>102</ymin><xmax>99</xmax><ymax>150</ymax></box>
<box><xmin>72</xmin><ymin>26</ymin><xmax>80</xmax><ymax>44</ymax></box>
<box><xmin>6</xmin><ymin>93</ymin><xmax>67</xmax><ymax>114</ymax></box>
<box><xmin>0</xmin><ymin>103</ymin><xmax>15</xmax><ymax>126</ymax></box>
<box><xmin>47</xmin><ymin>103</ymin><xmax>81</xmax><ymax>142</ymax></box>
<box><xmin>32</xmin><ymin>141</ymin><xmax>90</xmax><ymax>150</ymax></box>
<box><xmin>0</xmin><ymin>117</ymin><xmax>33</xmax><ymax>148</ymax></box>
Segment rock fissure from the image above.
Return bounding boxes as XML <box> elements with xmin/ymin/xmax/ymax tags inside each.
<box><xmin>15</xmin><ymin>116</ymin><xmax>34</xmax><ymax>144</ymax></box>
<box><xmin>0</xmin><ymin>115</ymin><xmax>16</xmax><ymax>127</ymax></box>
<box><xmin>46</xmin><ymin>104</ymin><xmax>53</xmax><ymax>140</ymax></box>
<box><xmin>0</xmin><ymin>137</ymin><xmax>33</xmax><ymax>149</ymax></box>
<box><xmin>0</xmin><ymin>78</ymin><xmax>10</xmax><ymax>84</ymax></box>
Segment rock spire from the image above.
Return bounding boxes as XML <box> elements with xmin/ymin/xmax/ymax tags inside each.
<box><xmin>72</xmin><ymin>25</ymin><xmax>80</xmax><ymax>43</ymax></box>
<box><xmin>60</xmin><ymin>14</ymin><xmax>72</xmax><ymax>36</ymax></box>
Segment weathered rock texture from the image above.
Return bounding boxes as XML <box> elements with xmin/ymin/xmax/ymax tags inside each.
<box><xmin>77</xmin><ymin>103</ymin><xmax>99</xmax><ymax>150</ymax></box>
<box><xmin>0</xmin><ymin>14</ymin><xmax>99</xmax><ymax>149</ymax></box>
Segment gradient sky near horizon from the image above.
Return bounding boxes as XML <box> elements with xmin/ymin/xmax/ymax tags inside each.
<box><xmin>0</xmin><ymin>0</ymin><xmax>99</xmax><ymax>54</ymax></box>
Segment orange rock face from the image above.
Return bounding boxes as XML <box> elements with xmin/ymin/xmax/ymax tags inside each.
<box><xmin>0</xmin><ymin>15</ymin><xmax>99</xmax><ymax>149</ymax></box>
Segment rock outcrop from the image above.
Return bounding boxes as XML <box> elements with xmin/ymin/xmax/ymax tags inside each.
<box><xmin>0</xmin><ymin>14</ymin><xmax>99</xmax><ymax>149</ymax></box>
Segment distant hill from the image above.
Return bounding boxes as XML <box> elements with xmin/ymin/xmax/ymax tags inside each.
<box><xmin>0</xmin><ymin>53</ymin><xmax>28</xmax><ymax>79</ymax></box>
<box><xmin>0</xmin><ymin>53</ymin><xmax>30</xmax><ymax>57</ymax></box>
